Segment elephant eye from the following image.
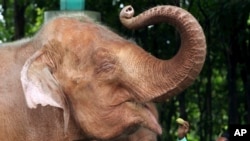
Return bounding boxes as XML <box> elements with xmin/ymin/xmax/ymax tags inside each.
<box><xmin>92</xmin><ymin>48</ymin><xmax>117</xmax><ymax>75</ymax></box>
<box><xmin>73</xmin><ymin>77</ymin><xmax>83</xmax><ymax>84</ymax></box>
<box><xmin>95</xmin><ymin>60</ymin><xmax>115</xmax><ymax>74</ymax></box>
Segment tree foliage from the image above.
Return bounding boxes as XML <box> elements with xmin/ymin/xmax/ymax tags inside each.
<box><xmin>0</xmin><ymin>0</ymin><xmax>249</xmax><ymax>141</ymax></box>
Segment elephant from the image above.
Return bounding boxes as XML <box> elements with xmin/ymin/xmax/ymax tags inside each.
<box><xmin>0</xmin><ymin>4</ymin><xmax>206</xmax><ymax>141</ymax></box>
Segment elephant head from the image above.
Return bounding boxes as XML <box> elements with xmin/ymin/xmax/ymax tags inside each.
<box><xmin>20</xmin><ymin>5</ymin><xmax>206</xmax><ymax>140</ymax></box>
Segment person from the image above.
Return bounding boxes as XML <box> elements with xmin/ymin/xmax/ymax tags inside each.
<box><xmin>177</xmin><ymin>118</ymin><xmax>190</xmax><ymax>141</ymax></box>
<box><xmin>216</xmin><ymin>131</ymin><xmax>229</xmax><ymax>141</ymax></box>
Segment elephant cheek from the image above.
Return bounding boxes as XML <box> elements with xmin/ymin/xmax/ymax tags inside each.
<box><xmin>96</xmin><ymin>105</ymin><xmax>146</xmax><ymax>139</ymax></box>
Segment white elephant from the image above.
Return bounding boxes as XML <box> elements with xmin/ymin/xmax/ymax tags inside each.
<box><xmin>0</xmin><ymin>5</ymin><xmax>206</xmax><ymax>141</ymax></box>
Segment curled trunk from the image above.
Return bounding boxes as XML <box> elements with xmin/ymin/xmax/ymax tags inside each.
<box><xmin>120</xmin><ymin>5</ymin><xmax>206</xmax><ymax>102</ymax></box>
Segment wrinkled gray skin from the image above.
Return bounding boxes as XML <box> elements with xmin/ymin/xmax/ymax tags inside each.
<box><xmin>0</xmin><ymin>5</ymin><xmax>206</xmax><ymax>141</ymax></box>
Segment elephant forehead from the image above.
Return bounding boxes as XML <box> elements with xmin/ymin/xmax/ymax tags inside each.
<box><xmin>60</xmin><ymin>25</ymin><xmax>98</xmax><ymax>48</ymax></box>
<box><xmin>43</xmin><ymin>16</ymin><xmax>131</xmax><ymax>53</ymax></box>
<box><xmin>42</xmin><ymin>18</ymin><xmax>94</xmax><ymax>47</ymax></box>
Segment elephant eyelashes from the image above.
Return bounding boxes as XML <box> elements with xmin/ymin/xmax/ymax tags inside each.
<box><xmin>72</xmin><ymin>77</ymin><xmax>82</xmax><ymax>84</ymax></box>
<box><xmin>92</xmin><ymin>48</ymin><xmax>117</xmax><ymax>75</ymax></box>
<box><xmin>95</xmin><ymin>61</ymin><xmax>115</xmax><ymax>74</ymax></box>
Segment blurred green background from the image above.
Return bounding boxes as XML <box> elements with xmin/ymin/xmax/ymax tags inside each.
<box><xmin>0</xmin><ymin>0</ymin><xmax>249</xmax><ymax>140</ymax></box>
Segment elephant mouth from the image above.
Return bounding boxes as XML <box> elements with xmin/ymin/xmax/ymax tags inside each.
<box><xmin>127</xmin><ymin>101</ymin><xmax>162</xmax><ymax>135</ymax></box>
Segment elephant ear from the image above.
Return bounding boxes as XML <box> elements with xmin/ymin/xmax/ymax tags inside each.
<box><xmin>20</xmin><ymin>41</ymin><xmax>69</xmax><ymax>132</ymax></box>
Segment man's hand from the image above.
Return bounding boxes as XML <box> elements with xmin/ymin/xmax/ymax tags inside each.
<box><xmin>177</xmin><ymin>118</ymin><xmax>189</xmax><ymax>139</ymax></box>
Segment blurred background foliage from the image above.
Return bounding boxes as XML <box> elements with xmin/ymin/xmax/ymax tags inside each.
<box><xmin>0</xmin><ymin>0</ymin><xmax>250</xmax><ymax>141</ymax></box>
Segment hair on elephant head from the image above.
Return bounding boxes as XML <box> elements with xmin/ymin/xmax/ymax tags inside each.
<box><xmin>0</xmin><ymin>5</ymin><xmax>205</xmax><ymax>141</ymax></box>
